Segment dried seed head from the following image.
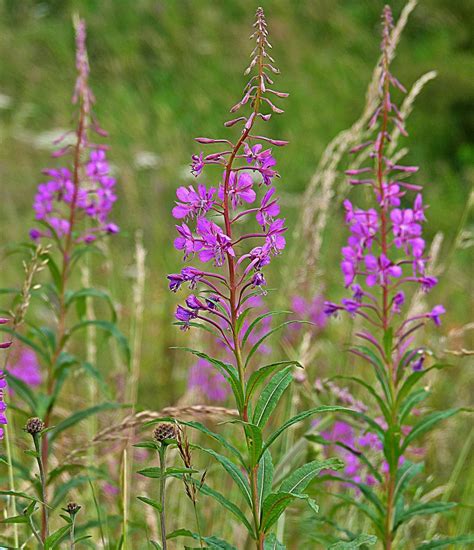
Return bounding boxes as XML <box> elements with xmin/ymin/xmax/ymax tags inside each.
<box><xmin>25</xmin><ymin>417</ymin><xmax>45</xmax><ymax>435</ymax></box>
<box><xmin>65</xmin><ymin>502</ymin><xmax>81</xmax><ymax>516</ymax></box>
<box><xmin>153</xmin><ymin>423</ymin><xmax>176</xmax><ymax>443</ymax></box>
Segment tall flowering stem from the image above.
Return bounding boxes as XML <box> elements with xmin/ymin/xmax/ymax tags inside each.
<box><xmin>325</xmin><ymin>6</ymin><xmax>458</xmax><ymax>549</ymax></box>
<box><xmin>25</xmin><ymin>18</ymin><xmax>119</xmax><ymax>541</ymax></box>
<box><xmin>164</xmin><ymin>9</ymin><xmax>347</xmax><ymax>548</ymax></box>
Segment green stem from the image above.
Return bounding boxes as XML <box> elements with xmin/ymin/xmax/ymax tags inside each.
<box><xmin>159</xmin><ymin>446</ymin><xmax>168</xmax><ymax>550</ymax></box>
<box><xmin>33</xmin><ymin>434</ymin><xmax>49</xmax><ymax>541</ymax></box>
<box><xmin>192</xmin><ymin>501</ymin><xmax>204</xmax><ymax>549</ymax></box>
<box><xmin>28</xmin><ymin>514</ymin><xmax>44</xmax><ymax>548</ymax></box>
<box><xmin>70</xmin><ymin>516</ymin><xmax>76</xmax><ymax>549</ymax></box>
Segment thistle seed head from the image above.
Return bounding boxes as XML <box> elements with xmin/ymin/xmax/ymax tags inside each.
<box><xmin>25</xmin><ymin>417</ymin><xmax>45</xmax><ymax>435</ymax></box>
<box><xmin>65</xmin><ymin>502</ymin><xmax>81</xmax><ymax>516</ymax></box>
<box><xmin>153</xmin><ymin>423</ymin><xmax>176</xmax><ymax>443</ymax></box>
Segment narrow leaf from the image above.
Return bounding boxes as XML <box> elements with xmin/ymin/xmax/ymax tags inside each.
<box><xmin>253</xmin><ymin>368</ymin><xmax>293</xmax><ymax>428</ymax></box>
<box><xmin>328</xmin><ymin>534</ymin><xmax>377</xmax><ymax>549</ymax></box>
<box><xmin>280</xmin><ymin>458</ymin><xmax>343</xmax><ymax>495</ymax></box>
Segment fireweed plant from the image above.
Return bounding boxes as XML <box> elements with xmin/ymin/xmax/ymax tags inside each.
<box><xmin>143</xmin><ymin>8</ymin><xmax>347</xmax><ymax>549</ymax></box>
<box><xmin>0</xmin><ymin>18</ymin><xmax>126</xmax><ymax>546</ymax></box>
<box><xmin>324</xmin><ymin>6</ymin><xmax>467</xmax><ymax>549</ymax></box>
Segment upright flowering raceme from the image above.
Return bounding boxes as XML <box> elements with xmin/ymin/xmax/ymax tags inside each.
<box><xmin>23</xmin><ymin>19</ymin><xmax>120</xmax><ymax>542</ymax></box>
<box><xmin>324</xmin><ymin>7</ymin><xmax>453</xmax><ymax>550</ymax></box>
<box><xmin>324</xmin><ymin>5</ymin><xmax>443</xmax><ymax>357</ymax></box>
<box><xmin>30</xmin><ymin>19</ymin><xmax>119</xmax><ymax>244</ymax></box>
<box><xmin>164</xmin><ymin>9</ymin><xmax>330</xmax><ymax>550</ymax></box>
<box><xmin>167</xmin><ymin>8</ymin><xmax>289</xmax><ymax>353</ymax></box>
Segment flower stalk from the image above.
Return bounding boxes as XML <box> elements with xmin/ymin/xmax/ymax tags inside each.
<box><xmin>168</xmin><ymin>8</ymin><xmax>288</xmax><ymax>548</ymax></box>
<box><xmin>325</xmin><ymin>6</ymin><xmax>448</xmax><ymax>549</ymax></box>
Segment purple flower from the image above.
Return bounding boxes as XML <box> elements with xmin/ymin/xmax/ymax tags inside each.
<box><xmin>392</xmin><ymin>291</ymin><xmax>405</xmax><ymax>313</ymax></box>
<box><xmin>324</xmin><ymin>301</ymin><xmax>340</xmax><ymax>317</ymax></box>
<box><xmin>265</xmin><ymin>218</ymin><xmax>286</xmax><ymax>254</ymax></box>
<box><xmin>32</xmin><ymin>148</ymin><xmax>119</xmax><ymax>241</ymax></box>
<box><xmin>181</xmin><ymin>267</ymin><xmax>204</xmax><ymax>287</ymax></box>
<box><xmin>185</xmin><ymin>294</ymin><xmax>205</xmax><ymax>310</ymax></box>
<box><xmin>196</xmin><ymin>218</ymin><xmax>235</xmax><ymax>266</ymax></box>
<box><xmin>259</xmin><ymin>154</ymin><xmax>277</xmax><ymax>186</ymax></box>
<box><xmin>175</xmin><ymin>305</ymin><xmax>197</xmax><ymax>330</ymax></box>
<box><xmin>427</xmin><ymin>305</ymin><xmax>445</xmax><ymax>326</ymax></box>
<box><xmin>191</xmin><ymin>152</ymin><xmax>204</xmax><ymax>176</ymax></box>
<box><xmin>411</xmin><ymin>354</ymin><xmax>425</xmax><ymax>371</ymax></box>
<box><xmin>174</xmin><ymin>222</ymin><xmax>203</xmax><ymax>260</ymax></box>
<box><xmin>167</xmin><ymin>273</ymin><xmax>184</xmax><ymax>292</ymax></box>
<box><xmin>341</xmin><ymin>298</ymin><xmax>360</xmax><ymax>316</ymax></box>
<box><xmin>376</xmin><ymin>182</ymin><xmax>403</xmax><ymax>206</ymax></box>
<box><xmin>420</xmin><ymin>276</ymin><xmax>437</xmax><ymax>292</ymax></box>
<box><xmin>205</xmin><ymin>295</ymin><xmax>220</xmax><ymax>309</ymax></box>
<box><xmin>352</xmin><ymin>284</ymin><xmax>364</xmax><ymax>301</ymax></box>
<box><xmin>172</xmin><ymin>184</ymin><xmax>215</xmax><ymax>219</ymax></box>
<box><xmin>341</xmin><ymin>247</ymin><xmax>359</xmax><ymax>287</ymax></box>
<box><xmin>256</xmin><ymin>187</ymin><xmax>280</xmax><ymax>228</ymax></box>
<box><xmin>244</xmin><ymin>143</ymin><xmax>272</xmax><ymax>165</ymax></box>
<box><xmin>364</xmin><ymin>254</ymin><xmax>402</xmax><ymax>287</ymax></box>
<box><xmin>219</xmin><ymin>172</ymin><xmax>256</xmax><ymax>209</ymax></box>
<box><xmin>247</xmin><ymin>243</ymin><xmax>272</xmax><ymax>270</ymax></box>
<box><xmin>391</xmin><ymin>208</ymin><xmax>422</xmax><ymax>250</ymax></box>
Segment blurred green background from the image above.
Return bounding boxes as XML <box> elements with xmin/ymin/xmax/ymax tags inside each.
<box><xmin>0</xmin><ymin>0</ymin><xmax>473</xmax><ymax>545</ymax></box>
<box><xmin>0</xmin><ymin>0</ymin><xmax>472</xmax><ymax>413</ymax></box>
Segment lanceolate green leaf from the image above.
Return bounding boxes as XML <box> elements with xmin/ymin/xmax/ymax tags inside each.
<box><xmin>416</xmin><ymin>534</ymin><xmax>474</xmax><ymax>549</ymax></box>
<box><xmin>261</xmin><ymin>492</ymin><xmax>318</xmax><ymax>532</ymax></box>
<box><xmin>167</xmin><ymin>529</ymin><xmax>237</xmax><ymax>549</ymax></box>
<box><xmin>350</xmin><ymin>346</ymin><xmax>391</xmax><ymax>404</ymax></box>
<box><xmin>396</xmin><ymin>364</ymin><xmax>453</xmax><ymax>406</ymax></box>
<box><xmin>329</xmin><ymin>476</ymin><xmax>384</xmax><ymax>516</ymax></box>
<box><xmin>257</xmin><ymin>450</ymin><xmax>274</xmax><ymax>511</ymax></box>
<box><xmin>328</xmin><ymin>534</ymin><xmax>377</xmax><ymax>549</ymax></box>
<box><xmin>196</xmin><ymin>445</ymin><xmax>252</xmax><ymax>506</ymax></box>
<box><xmin>246</xmin><ymin>360</ymin><xmax>303</xmax><ymax>403</ymax></box>
<box><xmin>394</xmin><ymin>461</ymin><xmax>423</xmax><ymax>504</ymax></box>
<box><xmin>399</xmin><ymin>389</ymin><xmax>429</xmax><ymax>423</ymax></box>
<box><xmin>0</xmin><ymin>514</ymin><xmax>30</xmax><ymax>524</ymax></box>
<box><xmin>253</xmin><ymin>368</ymin><xmax>293</xmax><ymax>428</ymax></box>
<box><xmin>305</xmin><ymin>434</ymin><xmax>383</xmax><ymax>483</ymax></box>
<box><xmin>225</xmin><ymin>420</ymin><xmax>262</xmax><ymax>468</ymax></box>
<box><xmin>328</xmin><ymin>492</ymin><xmax>384</xmax><ymax>536</ymax></box>
<box><xmin>137</xmin><ymin>496</ymin><xmax>162</xmax><ymax>512</ymax></box>
<box><xmin>280</xmin><ymin>458</ymin><xmax>343</xmax><ymax>495</ymax></box>
<box><xmin>401</xmin><ymin>408</ymin><xmax>461</xmax><ymax>452</ymax></box>
<box><xmin>197</xmin><ymin>483</ymin><xmax>254</xmax><ymax>535</ymax></box>
<box><xmin>394</xmin><ymin>501</ymin><xmax>457</xmax><ymax>529</ymax></box>
<box><xmin>44</xmin><ymin>524</ymin><xmax>71</xmax><ymax>549</ymax></box>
